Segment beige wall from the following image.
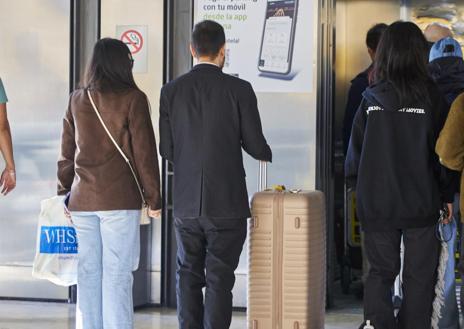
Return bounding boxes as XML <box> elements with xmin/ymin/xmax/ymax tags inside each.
<box><xmin>101</xmin><ymin>0</ymin><xmax>164</xmax><ymax>141</ymax></box>
<box><xmin>335</xmin><ymin>0</ymin><xmax>401</xmax><ymax>138</ymax></box>
<box><xmin>101</xmin><ymin>0</ymin><xmax>164</xmax><ymax>304</ymax></box>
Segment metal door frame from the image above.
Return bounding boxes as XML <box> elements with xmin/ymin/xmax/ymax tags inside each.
<box><xmin>161</xmin><ymin>0</ymin><xmax>195</xmax><ymax>308</ymax></box>
<box><xmin>317</xmin><ymin>0</ymin><xmax>336</xmax><ymax>308</ymax></box>
<box><xmin>68</xmin><ymin>0</ymin><xmax>101</xmax><ymax>303</ymax></box>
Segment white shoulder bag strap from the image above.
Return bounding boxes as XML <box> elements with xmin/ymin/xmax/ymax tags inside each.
<box><xmin>86</xmin><ymin>89</ymin><xmax>147</xmax><ymax>207</ymax></box>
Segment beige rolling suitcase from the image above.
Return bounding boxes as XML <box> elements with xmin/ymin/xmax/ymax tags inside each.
<box><xmin>248</xmin><ymin>162</ymin><xmax>326</xmax><ymax>329</ymax></box>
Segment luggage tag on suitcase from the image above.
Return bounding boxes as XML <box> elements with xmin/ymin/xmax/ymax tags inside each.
<box><xmin>271</xmin><ymin>185</ymin><xmax>301</xmax><ymax>194</ymax></box>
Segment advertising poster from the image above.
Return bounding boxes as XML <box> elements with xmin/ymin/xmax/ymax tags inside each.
<box><xmin>195</xmin><ymin>0</ymin><xmax>313</xmax><ymax>93</ymax></box>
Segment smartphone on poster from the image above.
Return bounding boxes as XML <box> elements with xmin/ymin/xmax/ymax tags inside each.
<box><xmin>258</xmin><ymin>0</ymin><xmax>299</xmax><ymax>76</ymax></box>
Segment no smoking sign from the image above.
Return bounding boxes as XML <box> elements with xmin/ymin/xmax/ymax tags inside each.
<box><xmin>121</xmin><ymin>29</ymin><xmax>144</xmax><ymax>54</ymax></box>
<box><xmin>117</xmin><ymin>25</ymin><xmax>148</xmax><ymax>73</ymax></box>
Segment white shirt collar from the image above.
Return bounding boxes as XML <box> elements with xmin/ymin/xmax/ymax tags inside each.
<box><xmin>195</xmin><ymin>61</ymin><xmax>219</xmax><ymax>67</ymax></box>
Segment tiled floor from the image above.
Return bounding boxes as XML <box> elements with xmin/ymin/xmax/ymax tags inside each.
<box><xmin>0</xmin><ymin>294</ymin><xmax>363</xmax><ymax>329</ymax></box>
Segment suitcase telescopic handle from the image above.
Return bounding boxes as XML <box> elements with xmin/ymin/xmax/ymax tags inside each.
<box><xmin>258</xmin><ymin>161</ymin><xmax>268</xmax><ymax>192</ymax></box>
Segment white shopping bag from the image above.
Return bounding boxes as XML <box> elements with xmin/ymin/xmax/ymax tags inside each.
<box><xmin>32</xmin><ymin>195</ymin><xmax>78</xmax><ymax>286</ymax></box>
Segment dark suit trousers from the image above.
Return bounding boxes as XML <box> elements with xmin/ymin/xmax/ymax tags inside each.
<box><xmin>363</xmin><ymin>225</ymin><xmax>439</xmax><ymax>329</ymax></box>
<box><xmin>174</xmin><ymin>217</ymin><xmax>247</xmax><ymax>329</ymax></box>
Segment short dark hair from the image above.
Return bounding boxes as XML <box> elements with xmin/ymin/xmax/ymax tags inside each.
<box><xmin>192</xmin><ymin>20</ymin><xmax>226</xmax><ymax>58</ymax></box>
<box><xmin>366</xmin><ymin>23</ymin><xmax>388</xmax><ymax>51</ymax></box>
<box><xmin>84</xmin><ymin>38</ymin><xmax>138</xmax><ymax>92</ymax></box>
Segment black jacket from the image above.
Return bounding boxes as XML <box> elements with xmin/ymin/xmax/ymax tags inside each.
<box><xmin>159</xmin><ymin>64</ymin><xmax>272</xmax><ymax>219</ymax></box>
<box><xmin>429</xmin><ymin>57</ymin><xmax>464</xmax><ymax>105</ymax></box>
<box><xmin>345</xmin><ymin>80</ymin><xmax>455</xmax><ymax>232</ymax></box>
<box><xmin>343</xmin><ymin>66</ymin><xmax>371</xmax><ymax>154</ymax></box>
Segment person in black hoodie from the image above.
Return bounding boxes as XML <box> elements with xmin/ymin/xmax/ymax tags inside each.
<box><xmin>345</xmin><ymin>21</ymin><xmax>455</xmax><ymax>329</ymax></box>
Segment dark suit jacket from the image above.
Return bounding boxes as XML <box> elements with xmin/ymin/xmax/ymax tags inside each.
<box><xmin>343</xmin><ymin>66</ymin><xmax>371</xmax><ymax>154</ymax></box>
<box><xmin>159</xmin><ymin>64</ymin><xmax>272</xmax><ymax>219</ymax></box>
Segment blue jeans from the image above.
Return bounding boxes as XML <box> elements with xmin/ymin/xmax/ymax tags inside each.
<box><xmin>71</xmin><ymin>210</ymin><xmax>141</xmax><ymax>329</ymax></box>
<box><xmin>439</xmin><ymin>216</ymin><xmax>460</xmax><ymax>329</ymax></box>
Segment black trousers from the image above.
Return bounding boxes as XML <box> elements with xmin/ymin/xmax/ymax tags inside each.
<box><xmin>364</xmin><ymin>225</ymin><xmax>439</xmax><ymax>329</ymax></box>
<box><xmin>174</xmin><ymin>217</ymin><xmax>247</xmax><ymax>329</ymax></box>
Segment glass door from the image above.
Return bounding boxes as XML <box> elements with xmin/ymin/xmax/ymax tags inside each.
<box><xmin>0</xmin><ymin>0</ymin><xmax>71</xmax><ymax>300</ymax></box>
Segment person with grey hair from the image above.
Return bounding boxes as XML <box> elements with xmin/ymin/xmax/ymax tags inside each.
<box><xmin>424</xmin><ymin>23</ymin><xmax>453</xmax><ymax>48</ymax></box>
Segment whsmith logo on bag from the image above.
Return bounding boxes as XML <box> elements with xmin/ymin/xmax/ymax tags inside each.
<box><xmin>40</xmin><ymin>226</ymin><xmax>78</xmax><ymax>254</ymax></box>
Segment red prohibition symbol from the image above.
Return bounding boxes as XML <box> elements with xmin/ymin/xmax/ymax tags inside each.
<box><xmin>121</xmin><ymin>30</ymin><xmax>144</xmax><ymax>54</ymax></box>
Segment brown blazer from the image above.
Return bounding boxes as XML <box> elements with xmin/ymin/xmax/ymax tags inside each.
<box><xmin>436</xmin><ymin>92</ymin><xmax>464</xmax><ymax>220</ymax></box>
<box><xmin>58</xmin><ymin>88</ymin><xmax>161</xmax><ymax>212</ymax></box>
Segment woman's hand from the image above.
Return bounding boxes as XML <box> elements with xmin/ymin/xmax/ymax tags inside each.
<box><xmin>149</xmin><ymin>208</ymin><xmax>162</xmax><ymax>219</ymax></box>
<box><xmin>0</xmin><ymin>168</ymin><xmax>15</xmax><ymax>195</ymax></box>
<box><xmin>443</xmin><ymin>203</ymin><xmax>453</xmax><ymax>225</ymax></box>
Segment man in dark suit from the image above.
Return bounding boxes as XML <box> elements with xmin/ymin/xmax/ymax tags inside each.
<box><xmin>343</xmin><ymin>23</ymin><xmax>388</xmax><ymax>154</ymax></box>
<box><xmin>159</xmin><ymin>20</ymin><xmax>272</xmax><ymax>329</ymax></box>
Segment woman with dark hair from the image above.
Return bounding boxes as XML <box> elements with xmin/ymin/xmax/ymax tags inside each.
<box><xmin>345</xmin><ymin>21</ymin><xmax>455</xmax><ymax>329</ymax></box>
<box><xmin>58</xmin><ymin>38</ymin><xmax>161</xmax><ymax>329</ymax></box>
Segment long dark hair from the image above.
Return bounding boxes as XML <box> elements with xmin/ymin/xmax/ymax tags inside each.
<box><xmin>83</xmin><ymin>38</ymin><xmax>138</xmax><ymax>92</ymax></box>
<box><xmin>374</xmin><ymin>21</ymin><xmax>432</xmax><ymax>106</ymax></box>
